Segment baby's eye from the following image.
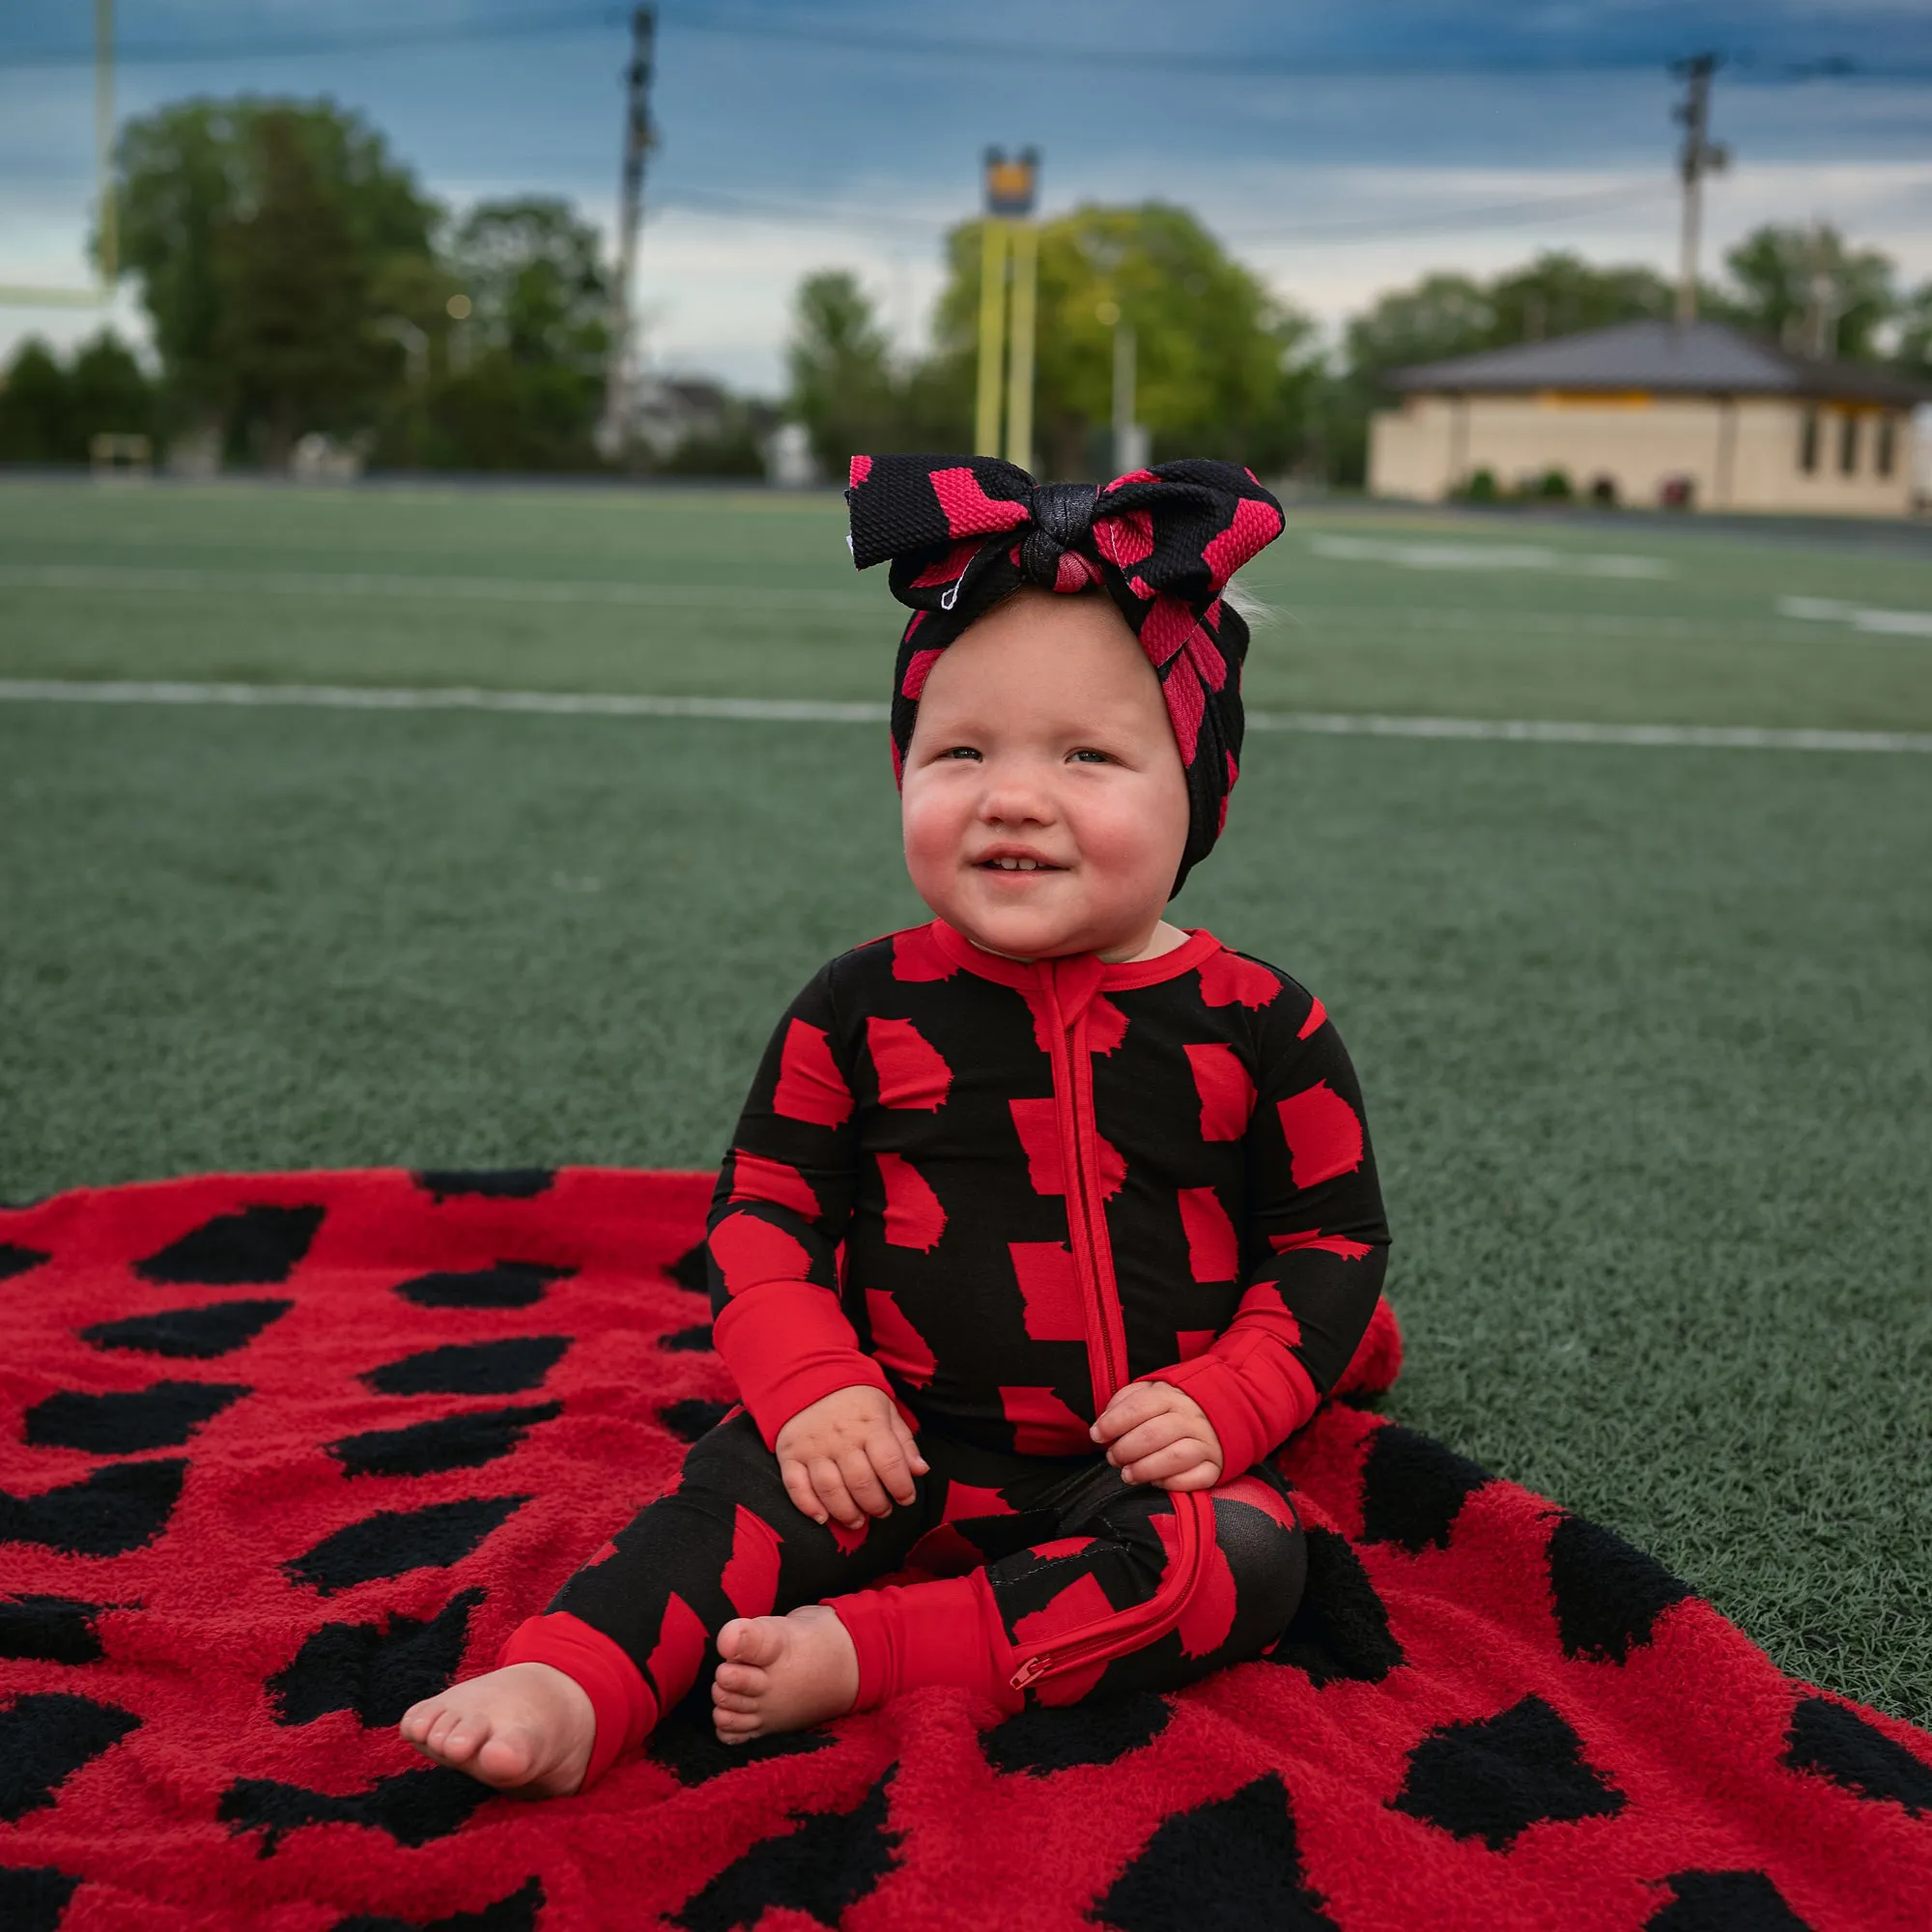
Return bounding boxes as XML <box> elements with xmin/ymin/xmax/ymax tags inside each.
<box><xmin>937</xmin><ymin>746</ymin><xmax>981</xmax><ymax>761</ymax></box>
<box><xmin>1067</xmin><ymin>748</ymin><xmax>1114</xmax><ymax>765</ymax></box>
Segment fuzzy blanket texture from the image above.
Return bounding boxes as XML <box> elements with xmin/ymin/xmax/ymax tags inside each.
<box><xmin>3</xmin><ymin>1167</ymin><xmax>1929</xmax><ymax>1932</ymax></box>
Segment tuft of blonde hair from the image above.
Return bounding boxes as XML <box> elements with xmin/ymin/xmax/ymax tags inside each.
<box><xmin>1220</xmin><ymin>575</ymin><xmax>1276</xmax><ymax>627</ymax></box>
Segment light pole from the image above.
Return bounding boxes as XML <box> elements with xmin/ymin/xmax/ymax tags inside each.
<box><xmin>1094</xmin><ymin>298</ymin><xmax>1147</xmax><ymax>476</ymax></box>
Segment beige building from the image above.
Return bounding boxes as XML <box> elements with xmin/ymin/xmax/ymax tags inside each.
<box><xmin>1370</xmin><ymin>319</ymin><xmax>1925</xmax><ymax>517</ymax></box>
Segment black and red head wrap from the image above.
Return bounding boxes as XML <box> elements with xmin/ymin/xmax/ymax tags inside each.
<box><xmin>844</xmin><ymin>453</ymin><xmax>1286</xmax><ymax>895</ymax></box>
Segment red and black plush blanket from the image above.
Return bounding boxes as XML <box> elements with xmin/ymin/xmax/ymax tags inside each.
<box><xmin>3</xmin><ymin>1168</ymin><xmax>1928</xmax><ymax>1931</ymax></box>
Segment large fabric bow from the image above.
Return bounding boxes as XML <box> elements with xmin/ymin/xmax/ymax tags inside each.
<box><xmin>844</xmin><ymin>454</ymin><xmax>1285</xmax><ymax>895</ymax></box>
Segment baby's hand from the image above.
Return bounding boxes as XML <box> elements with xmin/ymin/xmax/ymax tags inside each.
<box><xmin>774</xmin><ymin>1384</ymin><xmax>929</xmax><ymax>1531</ymax></box>
<box><xmin>1091</xmin><ymin>1380</ymin><xmax>1224</xmax><ymax>1492</ymax></box>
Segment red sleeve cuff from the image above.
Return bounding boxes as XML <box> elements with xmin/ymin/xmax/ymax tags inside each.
<box><xmin>499</xmin><ymin>1611</ymin><xmax>655</xmax><ymax>1791</ymax></box>
<box><xmin>711</xmin><ymin>1278</ymin><xmax>893</xmax><ymax>1448</ymax></box>
<box><xmin>1153</xmin><ymin>1346</ymin><xmax>1319</xmax><ymax>1480</ymax></box>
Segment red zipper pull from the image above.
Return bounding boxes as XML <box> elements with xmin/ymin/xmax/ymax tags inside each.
<box><xmin>1009</xmin><ymin>1654</ymin><xmax>1055</xmax><ymax>1691</ymax></box>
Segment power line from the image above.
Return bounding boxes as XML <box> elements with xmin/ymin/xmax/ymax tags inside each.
<box><xmin>3</xmin><ymin>8</ymin><xmax>1930</xmax><ymax>81</ymax></box>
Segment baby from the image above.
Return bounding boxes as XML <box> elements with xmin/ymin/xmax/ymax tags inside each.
<box><xmin>402</xmin><ymin>454</ymin><xmax>1390</xmax><ymax>1797</ymax></box>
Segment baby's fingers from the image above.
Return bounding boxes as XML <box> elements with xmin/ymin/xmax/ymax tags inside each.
<box><xmin>809</xmin><ymin>1458</ymin><xmax>865</xmax><ymax>1530</ymax></box>
<box><xmin>888</xmin><ymin>1410</ymin><xmax>929</xmax><ymax>1478</ymax></box>
<box><xmin>1121</xmin><ymin>1437</ymin><xmax>1216</xmax><ymax>1486</ymax></box>
<box><xmin>867</xmin><ymin>1428</ymin><xmax>921</xmax><ymax>1508</ymax></box>
<box><xmin>1104</xmin><ymin>1412</ymin><xmax>1187</xmax><ymax>1469</ymax></box>
<box><xmin>781</xmin><ymin>1458</ymin><xmax>830</xmax><ymax>1525</ymax></box>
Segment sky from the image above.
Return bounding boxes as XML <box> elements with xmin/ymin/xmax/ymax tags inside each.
<box><xmin>3</xmin><ymin>1</ymin><xmax>1930</xmax><ymax>391</ymax></box>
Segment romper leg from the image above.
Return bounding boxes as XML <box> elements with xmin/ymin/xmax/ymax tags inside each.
<box><xmin>988</xmin><ymin>1468</ymin><xmax>1306</xmax><ymax>1706</ymax></box>
<box><xmin>824</xmin><ymin>1464</ymin><xmax>1305</xmax><ymax>1713</ymax></box>
<box><xmin>503</xmin><ymin>1410</ymin><xmax>930</xmax><ymax>1772</ymax></box>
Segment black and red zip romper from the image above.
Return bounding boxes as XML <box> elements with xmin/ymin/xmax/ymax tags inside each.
<box><xmin>502</xmin><ymin>919</ymin><xmax>1390</xmax><ymax>1786</ymax></box>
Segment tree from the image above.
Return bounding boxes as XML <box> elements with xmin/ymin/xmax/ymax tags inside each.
<box><xmin>0</xmin><ymin>333</ymin><xmax>155</xmax><ymax>464</ymax></box>
<box><xmin>1893</xmin><ymin>281</ymin><xmax>1932</xmax><ymax>377</ymax></box>
<box><xmin>929</xmin><ymin>203</ymin><xmax>1317</xmax><ymax>477</ymax></box>
<box><xmin>1720</xmin><ymin>224</ymin><xmax>1897</xmax><ymax>361</ymax></box>
<box><xmin>397</xmin><ymin>198</ymin><xmax>612</xmax><ymax>470</ymax></box>
<box><xmin>0</xmin><ymin>341</ymin><xmax>71</xmax><ymax>462</ymax></box>
<box><xmin>787</xmin><ymin>270</ymin><xmax>902</xmax><ymax>476</ymax></box>
<box><xmin>108</xmin><ymin>96</ymin><xmax>438</xmax><ymax>459</ymax></box>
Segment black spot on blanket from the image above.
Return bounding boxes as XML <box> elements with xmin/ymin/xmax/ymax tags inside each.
<box><xmin>0</xmin><ymin>1693</ymin><xmax>141</xmax><ymax>1823</ymax></box>
<box><xmin>80</xmin><ymin>1297</ymin><xmax>292</xmax><ymax>1359</ymax></box>
<box><xmin>1358</xmin><ymin>1424</ymin><xmax>1492</xmax><ymax>1554</ymax></box>
<box><xmin>671</xmin><ymin>1766</ymin><xmax>900</xmax><ymax>1932</ymax></box>
<box><xmin>0</xmin><ymin>1595</ymin><xmax>108</xmax><ymax>1665</ymax></box>
<box><xmin>332</xmin><ymin>1875</ymin><xmax>546</xmax><ymax>1932</ymax></box>
<box><xmin>0</xmin><ymin>1864</ymin><xmax>82</xmax><ymax>1932</ymax></box>
<box><xmin>363</xmin><ymin>1336</ymin><xmax>571</xmax><ymax>1397</ymax></box>
<box><xmin>413</xmin><ymin>1169</ymin><xmax>555</xmax><ymax>1201</ymax></box>
<box><xmin>661</xmin><ymin>1322</ymin><xmax>714</xmax><ymax>1352</ymax></box>
<box><xmin>0</xmin><ymin>1243</ymin><xmax>51</xmax><ymax>1282</ymax></box>
<box><xmin>668</xmin><ymin>1243</ymin><xmax>710</xmax><ymax>1293</ymax></box>
<box><xmin>327</xmin><ymin>1403</ymin><xmax>562</xmax><ymax>1479</ymax></box>
<box><xmin>392</xmin><ymin>1263</ymin><xmax>571</xmax><ymax>1310</ymax></box>
<box><xmin>982</xmin><ymin>1691</ymin><xmax>1171</xmax><ymax>1776</ymax></box>
<box><xmin>1096</xmin><ymin>1770</ymin><xmax>1337</xmax><ymax>1931</ymax></box>
<box><xmin>647</xmin><ymin>1688</ymin><xmax>838</xmax><ymax>1786</ymax></box>
<box><xmin>660</xmin><ymin>1398</ymin><xmax>732</xmax><ymax>1443</ymax></box>
<box><xmin>1261</xmin><ymin>1525</ymin><xmax>1404</xmax><ymax>1686</ymax></box>
<box><xmin>134</xmin><ymin>1205</ymin><xmax>324</xmax><ymax>1286</ymax></box>
<box><xmin>218</xmin><ymin>1764</ymin><xmax>491</xmax><ymax>1856</ymax></box>
<box><xmin>1643</xmin><ymin>1869</ymin><xmax>1815</xmax><ymax>1931</ymax></box>
<box><xmin>270</xmin><ymin>1588</ymin><xmax>486</xmax><ymax>1728</ymax></box>
<box><xmin>0</xmin><ymin>1459</ymin><xmax>186</xmax><ymax>1556</ymax></box>
<box><xmin>283</xmin><ymin>1496</ymin><xmax>527</xmax><ymax>1597</ymax></box>
<box><xmin>1547</xmin><ymin>1511</ymin><xmax>1693</xmax><ymax>1663</ymax></box>
<box><xmin>1389</xmin><ymin>1693</ymin><xmax>1625</xmax><ymax>1849</ymax></box>
<box><xmin>26</xmin><ymin>1380</ymin><xmax>250</xmax><ymax>1454</ymax></box>
<box><xmin>1784</xmin><ymin>1695</ymin><xmax>1932</xmax><ymax>1816</ymax></box>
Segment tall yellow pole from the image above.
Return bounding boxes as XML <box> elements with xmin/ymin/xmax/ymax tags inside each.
<box><xmin>975</xmin><ymin>219</ymin><xmax>1009</xmax><ymax>458</ymax></box>
<box><xmin>95</xmin><ymin>0</ymin><xmax>117</xmax><ymax>283</ymax></box>
<box><xmin>1004</xmin><ymin>219</ymin><xmax>1037</xmax><ymax>470</ymax></box>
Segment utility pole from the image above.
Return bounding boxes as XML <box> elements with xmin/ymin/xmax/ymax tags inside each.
<box><xmin>1670</xmin><ymin>54</ymin><xmax>1727</xmax><ymax>326</ymax></box>
<box><xmin>598</xmin><ymin>6</ymin><xmax>656</xmax><ymax>462</ymax></box>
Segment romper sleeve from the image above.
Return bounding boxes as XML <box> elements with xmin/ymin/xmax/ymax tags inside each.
<box><xmin>1150</xmin><ymin>989</ymin><xmax>1390</xmax><ymax>1480</ymax></box>
<box><xmin>705</xmin><ymin>960</ymin><xmax>892</xmax><ymax>1448</ymax></box>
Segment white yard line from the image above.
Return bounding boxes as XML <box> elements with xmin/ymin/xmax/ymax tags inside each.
<box><xmin>1777</xmin><ymin>595</ymin><xmax>1932</xmax><ymax>640</ymax></box>
<box><xmin>4</xmin><ymin>677</ymin><xmax>1927</xmax><ymax>753</ymax></box>
<box><xmin>0</xmin><ymin>562</ymin><xmax>876</xmax><ymax>613</ymax></box>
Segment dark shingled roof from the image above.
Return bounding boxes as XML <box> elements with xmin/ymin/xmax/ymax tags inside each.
<box><xmin>1387</xmin><ymin>319</ymin><xmax>1927</xmax><ymax>407</ymax></box>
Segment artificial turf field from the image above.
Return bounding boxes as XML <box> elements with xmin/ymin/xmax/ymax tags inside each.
<box><xmin>3</xmin><ymin>476</ymin><xmax>1929</xmax><ymax>1729</ymax></box>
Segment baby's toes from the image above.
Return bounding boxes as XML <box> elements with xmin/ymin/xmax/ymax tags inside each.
<box><xmin>713</xmin><ymin>1661</ymin><xmax>768</xmax><ymax>1697</ymax></box>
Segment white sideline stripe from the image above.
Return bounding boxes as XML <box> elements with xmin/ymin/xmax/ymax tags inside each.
<box><xmin>0</xmin><ymin>679</ymin><xmax>890</xmax><ymax>723</ymax></box>
<box><xmin>0</xmin><ymin>562</ymin><xmax>876</xmax><ymax>612</ymax></box>
<box><xmin>4</xmin><ymin>677</ymin><xmax>1929</xmax><ymax>753</ymax></box>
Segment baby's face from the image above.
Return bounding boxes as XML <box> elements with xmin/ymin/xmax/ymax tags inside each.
<box><xmin>900</xmin><ymin>589</ymin><xmax>1190</xmax><ymax>962</ymax></box>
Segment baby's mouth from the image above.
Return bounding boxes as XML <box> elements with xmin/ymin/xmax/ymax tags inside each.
<box><xmin>979</xmin><ymin>856</ymin><xmax>1065</xmax><ymax>872</ymax></box>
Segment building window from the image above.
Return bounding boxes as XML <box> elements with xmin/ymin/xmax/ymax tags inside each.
<box><xmin>1877</xmin><ymin>414</ymin><xmax>1897</xmax><ymax>478</ymax></box>
<box><xmin>1838</xmin><ymin>412</ymin><xmax>1860</xmax><ymax>476</ymax></box>
<box><xmin>1800</xmin><ymin>408</ymin><xmax>1819</xmax><ymax>473</ymax></box>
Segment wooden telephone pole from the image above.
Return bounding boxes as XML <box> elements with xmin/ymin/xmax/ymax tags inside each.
<box><xmin>598</xmin><ymin>7</ymin><xmax>657</xmax><ymax>460</ymax></box>
<box><xmin>1671</xmin><ymin>54</ymin><xmax>1727</xmax><ymax>326</ymax></box>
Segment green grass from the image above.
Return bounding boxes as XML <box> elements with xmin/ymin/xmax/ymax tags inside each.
<box><xmin>3</xmin><ymin>477</ymin><xmax>1929</xmax><ymax>1726</ymax></box>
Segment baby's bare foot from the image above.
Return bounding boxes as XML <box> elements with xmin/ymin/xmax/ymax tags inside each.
<box><xmin>398</xmin><ymin>1661</ymin><xmax>595</xmax><ymax>1796</ymax></box>
<box><xmin>711</xmin><ymin>1605</ymin><xmax>860</xmax><ymax>1743</ymax></box>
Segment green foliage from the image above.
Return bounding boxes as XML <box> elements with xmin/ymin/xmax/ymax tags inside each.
<box><xmin>0</xmin><ymin>333</ymin><xmax>156</xmax><ymax>464</ymax></box>
<box><xmin>381</xmin><ymin>199</ymin><xmax>612</xmax><ymax>471</ymax></box>
<box><xmin>110</xmin><ymin>96</ymin><xmax>438</xmax><ymax>462</ymax></box>
<box><xmin>1719</xmin><ymin>223</ymin><xmax>1898</xmax><ymax>361</ymax></box>
<box><xmin>932</xmin><ymin>203</ymin><xmax>1318</xmax><ymax>476</ymax></box>
<box><xmin>787</xmin><ymin>270</ymin><xmax>903</xmax><ymax>477</ymax></box>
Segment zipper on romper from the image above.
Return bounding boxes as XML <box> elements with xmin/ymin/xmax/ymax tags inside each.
<box><xmin>1009</xmin><ymin>957</ymin><xmax>1211</xmax><ymax>1692</ymax></box>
